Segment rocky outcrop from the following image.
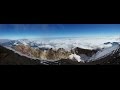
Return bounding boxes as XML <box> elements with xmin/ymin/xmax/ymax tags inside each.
<box><xmin>56</xmin><ymin>48</ymin><xmax>71</xmax><ymax>60</ymax></box>
<box><xmin>12</xmin><ymin>45</ymin><xmax>71</xmax><ymax>60</ymax></box>
<box><xmin>74</xmin><ymin>47</ymin><xmax>98</xmax><ymax>57</ymax></box>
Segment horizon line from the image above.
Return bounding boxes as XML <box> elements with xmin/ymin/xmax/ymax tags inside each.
<box><xmin>0</xmin><ymin>35</ymin><xmax>120</xmax><ymax>40</ymax></box>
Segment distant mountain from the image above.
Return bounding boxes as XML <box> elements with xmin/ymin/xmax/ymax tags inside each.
<box><xmin>1</xmin><ymin>39</ymin><xmax>41</xmax><ymax>49</ymax></box>
<box><xmin>0</xmin><ymin>39</ymin><xmax>11</xmax><ymax>44</ymax></box>
<box><xmin>2</xmin><ymin>37</ymin><xmax>119</xmax><ymax>50</ymax></box>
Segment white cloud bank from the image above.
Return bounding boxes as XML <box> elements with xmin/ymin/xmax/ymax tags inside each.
<box><xmin>28</xmin><ymin>36</ymin><xmax>120</xmax><ymax>50</ymax></box>
<box><xmin>2</xmin><ymin>36</ymin><xmax>120</xmax><ymax>51</ymax></box>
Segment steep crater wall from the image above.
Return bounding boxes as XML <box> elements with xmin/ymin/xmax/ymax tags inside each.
<box><xmin>11</xmin><ymin>45</ymin><xmax>97</xmax><ymax>61</ymax></box>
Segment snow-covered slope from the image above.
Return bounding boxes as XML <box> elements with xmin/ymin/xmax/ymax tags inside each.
<box><xmin>67</xmin><ymin>42</ymin><xmax>120</xmax><ymax>63</ymax></box>
<box><xmin>89</xmin><ymin>42</ymin><xmax>120</xmax><ymax>61</ymax></box>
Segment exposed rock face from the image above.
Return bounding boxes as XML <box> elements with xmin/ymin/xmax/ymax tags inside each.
<box><xmin>11</xmin><ymin>45</ymin><xmax>97</xmax><ymax>61</ymax></box>
<box><xmin>1</xmin><ymin>44</ymin><xmax>120</xmax><ymax>65</ymax></box>
<box><xmin>74</xmin><ymin>47</ymin><xmax>98</xmax><ymax>57</ymax></box>
<box><xmin>56</xmin><ymin>48</ymin><xmax>71</xmax><ymax>60</ymax></box>
<box><xmin>13</xmin><ymin>45</ymin><xmax>32</xmax><ymax>56</ymax></box>
<box><xmin>12</xmin><ymin>45</ymin><xmax>71</xmax><ymax>61</ymax></box>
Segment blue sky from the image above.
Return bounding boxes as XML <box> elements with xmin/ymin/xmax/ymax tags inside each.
<box><xmin>0</xmin><ymin>24</ymin><xmax>120</xmax><ymax>39</ymax></box>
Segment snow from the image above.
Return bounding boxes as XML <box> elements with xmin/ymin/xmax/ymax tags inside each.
<box><xmin>17</xmin><ymin>39</ymin><xmax>29</xmax><ymax>45</ymax></box>
<box><xmin>90</xmin><ymin>43</ymin><xmax>120</xmax><ymax>61</ymax></box>
<box><xmin>69</xmin><ymin>54</ymin><xmax>84</xmax><ymax>62</ymax></box>
<box><xmin>14</xmin><ymin>42</ymin><xmax>19</xmax><ymax>45</ymax></box>
<box><xmin>22</xmin><ymin>42</ymin><xmax>28</xmax><ymax>45</ymax></box>
<box><xmin>79</xmin><ymin>54</ymin><xmax>90</xmax><ymax>61</ymax></box>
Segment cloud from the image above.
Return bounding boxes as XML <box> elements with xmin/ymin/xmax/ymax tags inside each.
<box><xmin>26</xmin><ymin>36</ymin><xmax>120</xmax><ymax>51</ymax></box>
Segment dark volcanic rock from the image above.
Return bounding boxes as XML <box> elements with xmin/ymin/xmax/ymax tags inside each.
<box><xmin>74</xmin><ymin>47</ymin><xmax>98</xmax><ymax>57</ymax></box>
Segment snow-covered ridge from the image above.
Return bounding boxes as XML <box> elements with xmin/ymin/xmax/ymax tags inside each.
<box><xmin>68</xmin><ymin>42</ymin><xmax>120</xmax><ymax>62</ymax></box>
<box><xmin>89</xmin><ymin>42</ymin><xmax>120</xmax><ymax>61</ymax></box>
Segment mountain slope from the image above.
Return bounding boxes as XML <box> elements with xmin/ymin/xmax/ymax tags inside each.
<box><xmin>56</xmin><ymin>45</ymin><xmax>120</xmax><ymax>65</ymax></box>
<box><xmin>0</xmin><ymin>45</ymin><xmax>43</xmax><ymax>65</ymax></box>
<box><xmin>0</xmin><ymin>44</ymin><xmax>120</xmax><ymax>65</ymax></box>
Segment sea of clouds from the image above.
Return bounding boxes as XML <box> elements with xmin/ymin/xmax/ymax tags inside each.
<box><xmin>22</xmin><ymin>36</ymin><xmax>120</xmax><ymax>51</ymax></box>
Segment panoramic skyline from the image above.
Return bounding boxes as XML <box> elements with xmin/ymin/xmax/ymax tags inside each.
<box><xmin>0</xmin><ymin>24</ymin><xmax>120</xmax><ymax>39</ymax></box>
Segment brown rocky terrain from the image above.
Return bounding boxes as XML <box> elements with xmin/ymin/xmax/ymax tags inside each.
<box><xmin>11</xmin><ymin>45</ymin><xmax>72</xmax><ymax>60</ymax></box>
<box><xmin>11</xmin><ymin>45</ymin><xmax>97</xmax><ymax>61</ymax></box>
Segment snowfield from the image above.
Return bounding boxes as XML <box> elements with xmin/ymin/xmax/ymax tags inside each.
<box><xmin>89</xmin><ymin>42</ymin><xmax>120</xmax><ymax>61</ymax></box>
